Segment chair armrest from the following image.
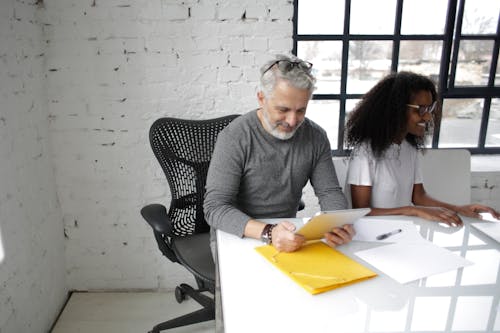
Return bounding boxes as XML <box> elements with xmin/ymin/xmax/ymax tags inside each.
<box><xmin>140</xmin><ymin>203</ymin><xmax>173</xmax><ymax>235</ymax></box>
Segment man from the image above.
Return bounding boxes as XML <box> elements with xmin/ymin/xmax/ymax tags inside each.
<box><xmin>204</xmin><ymin>54</ymin><xmax>354</xmax><ymax>253</ymax></box>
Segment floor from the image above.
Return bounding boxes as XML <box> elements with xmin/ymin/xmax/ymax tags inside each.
<box><xmin>51</xmin><ymin>291</ymin><xmax>215</xmax><ymax>333</ymax></box>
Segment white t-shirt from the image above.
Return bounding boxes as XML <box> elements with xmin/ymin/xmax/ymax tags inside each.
<box><xmin>346</xmin><ymin>140</ymin><xmax>424</xmax><ymax>208</ymax></box>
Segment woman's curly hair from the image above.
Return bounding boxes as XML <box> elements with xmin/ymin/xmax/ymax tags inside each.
<box><xmin>345</xmin><ymin>71</ymin><xmax>439</xmax><ymax>158</ymax></box>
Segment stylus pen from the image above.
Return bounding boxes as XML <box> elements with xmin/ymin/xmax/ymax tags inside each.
<box><xmin>376</xmin><ymin>229</ymin><xmax>402</xmax><ymax>240</ymax></box>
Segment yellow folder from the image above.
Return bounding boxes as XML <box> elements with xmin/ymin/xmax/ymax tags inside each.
<box><xmin>255</xmin><ymin>241</ymin><xmax>377</xmax><ymax>295</ymax></box>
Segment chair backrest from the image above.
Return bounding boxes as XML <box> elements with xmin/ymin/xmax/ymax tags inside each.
<box><xmin>335</xmin><ymin>148</ymin><xmax>471</xmax><ymax>208</ymax></box>
<box><xmin>421</xmin><ymin>148</ymin><xmax>471</xmax><ymax>205</ymax></box>
<box><xmin>332</xmin><ymin>157</ymin><xmax>351</xmax><ymax>208</ymax></box>
<box><xmin>149</xmin><ymin>115</ymin><xmax>239</xmax><ymax>236</ymax></box>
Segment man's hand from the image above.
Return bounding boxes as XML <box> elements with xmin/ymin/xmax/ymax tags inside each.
<box><xmin>324</xmin><ymin>224</ymin><xmax>355</xmax><ymax>247</ymax></box>
<box><xmin>271</xmin><ymin>221</ymin><xmax>306</xmax><ymax>252</ymax></box>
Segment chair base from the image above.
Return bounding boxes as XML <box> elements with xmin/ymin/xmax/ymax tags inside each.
<box><xmin>149</xmin><ymin>284</ymin><xmax>215</xmax><ymax>333</ymax></box>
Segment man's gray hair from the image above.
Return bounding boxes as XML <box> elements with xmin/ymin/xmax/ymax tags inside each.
<box><xmin>259</xmin><ymin>54</ymin><xmax>316</xmax><ymax>98</ymax></box>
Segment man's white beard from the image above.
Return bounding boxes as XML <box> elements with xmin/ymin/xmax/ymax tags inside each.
<box><xmin>261</xmin><ymin>108</ymin><xmax>304</xmax><ymax>140</ymax></box>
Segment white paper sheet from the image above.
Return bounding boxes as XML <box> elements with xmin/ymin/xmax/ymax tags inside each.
<box><xmin>471</xmin><ymin>222</ymin><xmax>500</xmax><ymax>243</ymax></box>
<box><xmin>479</xmin><ymin>212</ymin><xmax>500</xmax><ymax>222</ymax></box>
<box><xmin>354</xmin><ymin>241</ymin><xmax>473</xmax><ymax>284</ymax></box>
<box><xmin>353</xmin><ymin>218</ymin><xmax>425</xmax><ymax>243</ymax></box>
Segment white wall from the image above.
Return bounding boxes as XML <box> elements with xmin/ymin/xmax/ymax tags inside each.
<box><xmin>471</xmin><ymin>172</ymin><xmax>500</xmax><ymax>210</ymax></box>
<box><xmin>41</xmin><ymin>0</ymin><xmax>294</xmax><ymax>290</ymax></box>
<box><xmin>0</xmin><ymin>1</ymin><xmax>67</xmax><ymax>332</ymax></box>
<box><xmin>40</xmin><ymin>0</ymin><xmax>500</xmax><ymax>292</ymax></box>
<box><xmin>1</xmin><ymin>2</ymin><xmax>499</xmax><ymax>331</ymax></box>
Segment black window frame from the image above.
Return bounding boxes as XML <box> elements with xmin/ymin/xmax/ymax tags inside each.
<box><xmin>293</xmin><ymin>0</ymin><xmax>500</xmax><ymax>155</ymax></box>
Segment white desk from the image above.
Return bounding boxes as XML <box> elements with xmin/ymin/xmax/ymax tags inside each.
<box><xmin>217</xmin><ymin>216</ymin><xmax>500</xmax><ymax>333</ymax></box>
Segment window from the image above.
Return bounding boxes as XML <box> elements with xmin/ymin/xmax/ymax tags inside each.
<box><xmin>294</xmin><ymin>0</ymin><xmax>500</xmax><ymax>155</ymax></box>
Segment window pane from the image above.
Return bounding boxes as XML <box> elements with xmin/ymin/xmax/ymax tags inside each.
<box><xmin>298</xmin><ymin>41</ymin><xmax>343</xmax><ymax>94</ymax></box>
<box><xmin>401</xmin><ymin>0</ymin><xmax>448</xmax><ymax>34</ymax></box>
<box><xmin>307</xmin><ymin>100</ymin><xmax>340</xmax><ymax>149</ymax></box>
<box><xmin>439</xmin><ymin>99</ymin><xmax>483</xmax><ymax>147</ymax></box>
<box><xmin>486</xmin><ymin>98</ymin><xmax>500</xmax><ymax>147</ymax></box>
<box><xmin>298</xmin><ymin>0</ymin><xmax>344</xmax><ymax>35</ymax></box>
<box><xmin>462</xmin><ymin>0</ymin><xmax>500</xmax><ymax>34</ymax></box>
<box><xmin>344</xmin><ymin>99</ymin><xmax>361</xmax><ymax>149</ymax></box>
<box><xmin>399</xmin><ymin>41</ymin><xmax>442</xmax><ymax>82</ymax></box>
<box><xmin>345</xmin><ymin>99</ymin><xmax>361</xmax><ymax>128</ymax></box>
<box><xmin>347</xmin><ymin>41</ymin><xmax>392</xmax><ymax>94</ymax></box>
<box><xmin>350</xmin><ymin>0</ymin><xmax>396</xmax><ymax>34</ymax></box>
<box><xmin>455</xmin><ymin>40</ymin><xmax>494</xmax><ymax>86</ymax></box>
<box><xmin>345</xmin><ymin>99</ymin><xmax>361</xmax><ymax>118</ymax></box>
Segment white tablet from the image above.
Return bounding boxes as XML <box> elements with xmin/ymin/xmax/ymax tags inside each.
<box><xmin>296</xmin><ymin>208</ymin><xmax>371</xmax><ymax>240</ymax></box>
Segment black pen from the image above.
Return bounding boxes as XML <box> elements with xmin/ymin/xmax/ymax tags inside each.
<box><xmin>376</xmin><ymin>229</ymin><xmax>402</xmax><ymax>240</ymax></box>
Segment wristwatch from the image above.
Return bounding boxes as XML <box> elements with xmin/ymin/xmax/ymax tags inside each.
<box><xmin>260</xmin><ymin>223</ymin><xmax>276</xmax><ymax>244</ymax></box>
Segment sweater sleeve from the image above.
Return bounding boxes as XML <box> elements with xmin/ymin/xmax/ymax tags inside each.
<box><xmin>309</xmin><ymin>132</ymin><xmax>347</xmax><ymax>211</ymax></box>
<box><xmin>204</xmin><ymin>129</ymin><xmax>251</xmax><ymax>238</ymax></box>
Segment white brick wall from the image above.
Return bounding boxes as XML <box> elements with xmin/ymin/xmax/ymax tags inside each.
<box><xmin>471</xmin><ymin>172</ymin><xmax>500</xmax><ymax>210</ymax></box>
<box><xmin>1</xmin><ymin>1</ymin><xmax>499</xmax><ymax>331</ymax></box>
<box><xmin>40</xmin><ymin>0</ymin><xmax>500</xmax><ymax>293</ymax></box>
<box><xmin>40</xmin><ymin>0</ymin><xmax>294</xmax><ymax>291</ymax></box>
<box><xmin>0</xmin><ymin>1</ymin><xmax>67</xmax><ymax>332</ymax></box>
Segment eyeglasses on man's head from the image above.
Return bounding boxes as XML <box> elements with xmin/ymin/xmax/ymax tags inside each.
<box><xmin>262</xmin><ymin>59</ymin><xmax>313</xmax><ymax>76</ymax></box>
<box><xmin>406</xmin><ymin>101</ymin><xmax>437</xmax><ymax>117</ymax></box>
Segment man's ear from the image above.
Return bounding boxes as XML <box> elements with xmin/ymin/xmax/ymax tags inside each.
<box><xmin>257</xmin><ymin>91</ymin><xmax>265</xmax><ymax>107</ymax></box>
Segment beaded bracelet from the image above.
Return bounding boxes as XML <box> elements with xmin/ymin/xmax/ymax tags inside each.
<box><xmin>260</xmin><ymin>223</ymin><xmax>276</xmax><ymax>244</ymax></box>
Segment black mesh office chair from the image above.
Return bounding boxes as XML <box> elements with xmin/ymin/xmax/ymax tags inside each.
<box><xmin>140</xmin><ymin>115</ymin><xmax>239</xmax><ymax>333</ymax></box>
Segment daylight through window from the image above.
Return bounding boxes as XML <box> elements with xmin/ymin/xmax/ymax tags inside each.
<box><xmin>294</xmin><ymin>0</ymin><xmax>500</xmax><ymax>155</ymax></box>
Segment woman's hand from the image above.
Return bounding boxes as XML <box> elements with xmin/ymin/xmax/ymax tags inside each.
<box><xmin>411</xmin><ymin>206</ymin><xmax>463</xmax><ymax>227</ymax></box>
<box><xmin>324</xmin><ymin>224</ymin><xmax>356</xmax><ymax>247</ymax></box>
<box><xmin>454</xmin><ymin>204</ymin><xmax>500</xmax><ymax>220</ymax></box>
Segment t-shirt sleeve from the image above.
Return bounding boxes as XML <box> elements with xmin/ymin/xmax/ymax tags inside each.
<box><xmin>346</xmin><ymin>145</ymin><xmax>373</xmax><ymax>186</ymax></box>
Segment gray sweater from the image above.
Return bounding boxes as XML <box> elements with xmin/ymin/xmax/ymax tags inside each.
<box><xmin>204</xmin><ymin>110</ymin><xmax>347</xmax><ymax>238</ymax></box>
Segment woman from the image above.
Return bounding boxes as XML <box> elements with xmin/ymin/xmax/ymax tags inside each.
<box><xmin>345</xmin><ymin>71</ymin><xmax>499</xmax><ymax>226</ymax></box>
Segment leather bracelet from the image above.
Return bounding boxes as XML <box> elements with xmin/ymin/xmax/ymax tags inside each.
<box><xmin>260</xmin><ymin>223</ymin><xmax>276</xmax><ymax>244</ymax></box>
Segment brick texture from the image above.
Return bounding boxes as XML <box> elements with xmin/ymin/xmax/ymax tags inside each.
<box><xmin>1</xmin><ymin>1</ymin><xmax>499</xmax><ymax>332</ymax></box>
<box><xmin>40</xmin><ymin>0</ymin><xmax>294</xmax><ymax>292</ymax></box>
<box><xmin>0</xmin><ymin>1</ymin><xmax>66</xmax><ymax>332</ymax></box>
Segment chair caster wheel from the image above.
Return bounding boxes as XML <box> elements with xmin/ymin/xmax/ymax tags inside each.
<box><xmin>175</xmin><ymin>286</ymin><xmax>186</xmax><ymax>303</ymax></box>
